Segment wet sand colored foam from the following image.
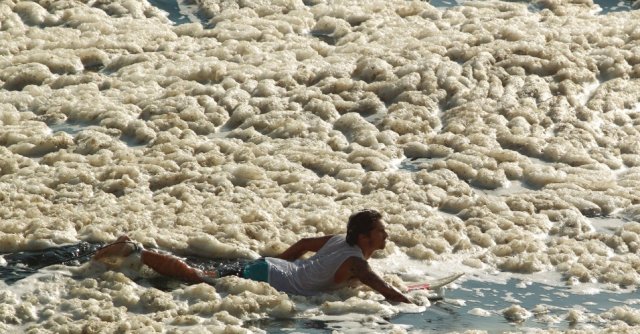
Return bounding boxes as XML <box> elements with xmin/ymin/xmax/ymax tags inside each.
<box><xmin>1</xmin><ymin>0</ymin><xmax>640</xmax><ymax>332</ymax></box>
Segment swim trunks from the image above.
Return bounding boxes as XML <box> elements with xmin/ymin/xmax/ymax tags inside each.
<box><xmin>241</xmin><ymin>258</ymin><xmax>269</xmax><ymax>282</ymax></box>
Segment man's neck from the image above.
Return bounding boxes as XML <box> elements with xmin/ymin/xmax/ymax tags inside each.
<box><xmin>356</xmin><ymin>241</ymin><xmax>373</xmax><ymax>259</ymax></box>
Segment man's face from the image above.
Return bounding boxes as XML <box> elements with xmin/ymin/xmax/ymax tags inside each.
<box><xmin>367</xmin><ymin>219</ymin><xmax>388</xmax><ymax>251</ymax></box>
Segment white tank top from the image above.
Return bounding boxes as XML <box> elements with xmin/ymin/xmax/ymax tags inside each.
<box><xmin>265</xmin><ymin>235</ymin><xmax>364</xmax><ymax>296</ymax></box>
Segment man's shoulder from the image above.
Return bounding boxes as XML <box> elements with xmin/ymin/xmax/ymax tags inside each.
<box><xmin>337</xmin><ymin>256</ymin><xmax>370</xmax><ymax>280</ymax></box>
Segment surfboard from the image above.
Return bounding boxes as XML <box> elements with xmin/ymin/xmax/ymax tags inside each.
<box><xmin>406</xmin><ymin>272</ymin><xmax>464</xmax><ymax>292</ymax></box>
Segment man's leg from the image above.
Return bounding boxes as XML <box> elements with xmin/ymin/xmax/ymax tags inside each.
<box><xmin>93</xmin><ymin>235</ymin><xmax>137</xmax><ymax>261</ymax></box>
<box><xmin>93</xmin><ymin>236</ymin><xmax>217</xmax><ymax>284</ymax></box>
<box><xmin>140</xmin><ymin>250</ymin><xmax>216</xmax><ymax>283</ymax></box>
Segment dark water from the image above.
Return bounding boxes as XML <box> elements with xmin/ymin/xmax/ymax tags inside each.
<box><xmin>430</xmin><ymin>0</ymin><xmax>636</xmax><ymax>13</ymax></box>
<box><xmin>580</xmin><ymin>0</ymin><xmax>636</xmax><ymax>13</ymax></box>
<box><xmin>0</xmin><ymin>242</ymin><xmax>101</xmax><ymax>284</ymax></box>
<box><xmin>48</xmin><ymin>121</ymin><xmax>89</xmax><ymax>135</ymax></box>
<box><xmin>148</xmin><ymin>0</ymin><xmax>192</xmax><ymax>24</ymax></box>
<box><xmin>147</xmin><ymin>0</ymin><xmax>210</xmax><ymax>26</ymax></box>
<box><xmin>146</xmin><ymin>0</ymin><xmax>636</xmax><ymax>28</ymax></box>
<box><xmin>0</xmin><ymin>243</ymin><xmax>257</xmax><ymax>283</ymax></box>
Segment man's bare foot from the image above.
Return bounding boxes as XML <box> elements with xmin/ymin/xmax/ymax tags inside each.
<box><xmin>93</xmin><ymin>235</ymin><xmax>138</xmax><ymax>262</ymax></box>
<box><xmin>197</xmin><ymin>270</ymin><xmax>218</xmax><ymax>284</ymax></box>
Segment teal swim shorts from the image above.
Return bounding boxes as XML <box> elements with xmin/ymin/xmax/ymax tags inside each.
<box><xmin>242</xmin><ymin>258</ymin><xmax>269</xmax><ymax>282</ymax></box>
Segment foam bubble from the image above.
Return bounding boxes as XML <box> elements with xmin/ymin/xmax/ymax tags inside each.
<box><xmin>502</xmin><ymin>304</ymin><xmax>532</xmax><ymax>322</ymax></box>
<box><xmin>602</xmin><ymin>306</ymin><xmax>640</xmax><ymax>326</ymax></box>
<box><xmin>321</xmin><ymin>297</ymin><xmax>395</xmax><ymax>317</ymax></box>
<box><xmin>469</xmin><ymin>307</ymin><xmax>492</xmax><ymax>317</ymax></box>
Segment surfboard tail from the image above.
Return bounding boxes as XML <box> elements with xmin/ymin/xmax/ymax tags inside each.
<box><xmin>406</xmin><ymin>272</ymin><xmax>464</xmax><ymax>291</ymax></box>
<box><xmin>406</xmin><ymin>282</ymin><xmax>430</xmax><ymax>291</ymax></box>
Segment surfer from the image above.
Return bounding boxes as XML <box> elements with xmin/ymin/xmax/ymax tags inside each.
<box><xmin>93</xmin><ymin>209</ymin><xmax>412</xmax><ymax>303</ymax></box>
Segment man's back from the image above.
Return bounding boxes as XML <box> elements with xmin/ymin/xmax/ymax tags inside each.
<box><xmin>265</xmin><ymin>235</ymin><xmax>364</xmax><ymax>295</ymax></box>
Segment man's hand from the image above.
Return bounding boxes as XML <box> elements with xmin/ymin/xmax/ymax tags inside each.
<box><xmin>349</xmin><ymin>257</ymin><xmax>412</xmax><ymax>304</ymax></box>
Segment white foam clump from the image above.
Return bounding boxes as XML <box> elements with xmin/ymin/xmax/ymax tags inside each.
<box><xmin>12</xmin><ymin>1</ymin><xmax>51</xmax><ymax>26</ymax></box>
<box><xmin>209</xmin><ymin>277</ymin><xmax>296</xmax><ymax>319</ymax></box>
<box><xmin>13</xmin><ymin>268</ymin><xmax>295</xmax><ymax>331</ymax></box>
<box><xmin>566</xmin><ymin>308</ymin><xmax>587</xmax><ymax>324</ymax></box>
<box><xmin>469</xmin><ymin>308</ymin><xmax>492</xmax><ymax>317</ymax></box>
<box><xmin>0</xmin><ymin>63</ymin><xmax>53</xmax><ymax>91</ymax></box>
<box><xmin>187</xmin><ymin>234</ymin><xmax>260</xmax><ymax>259</ymax></box>
<box><xmin>320</xmin><ymin>296</ymin><xmax>397</xmax><ymax>317</ymax></box>
<box><xmin>502</xmin><ymin>304</ymin><xmax>532</xmax><ymax>322</ymax></box>
<box><xmin>601</xmin><ymin>306</ymin><xmax>640</xmax><ymax>326</ymax></box>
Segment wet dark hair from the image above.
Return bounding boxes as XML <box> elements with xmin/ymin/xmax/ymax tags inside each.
<box><xmin>346</xmin><ymin>209</ymin><xmax>382</xmax><ymax>246</ymax></box>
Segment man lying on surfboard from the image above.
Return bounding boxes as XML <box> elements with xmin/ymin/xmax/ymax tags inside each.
<box><xmin>93</xmin><ymin>209</ymin><xmax>413</xmax><ymax>304</ymax></box>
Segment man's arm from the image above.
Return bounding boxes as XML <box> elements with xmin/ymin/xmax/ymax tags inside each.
<box><xmin>349</xmin><ymin>257</ymin><xmax>411</xmax><ymax>304</ymax></box>
<box><xmin>275</xmin><ymin>235</ymin><xmax>333</xmax><ymax>261</ymax></box>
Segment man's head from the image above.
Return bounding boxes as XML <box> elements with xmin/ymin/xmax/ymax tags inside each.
<box><xmin>346</xmin><ymin>209</ymin><xmax>388</xmax><ymax>255</ymax></box>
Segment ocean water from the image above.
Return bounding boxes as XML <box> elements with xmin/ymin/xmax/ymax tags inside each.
<box><xmin>256</xmin><ymin>279</ymin><xmax>639</xmax><ymax>333</ymax></box>
<box><xmin>2</xmin><ymin>0</ymin><xmax>640</xmax><ymax>333</ymax></box>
